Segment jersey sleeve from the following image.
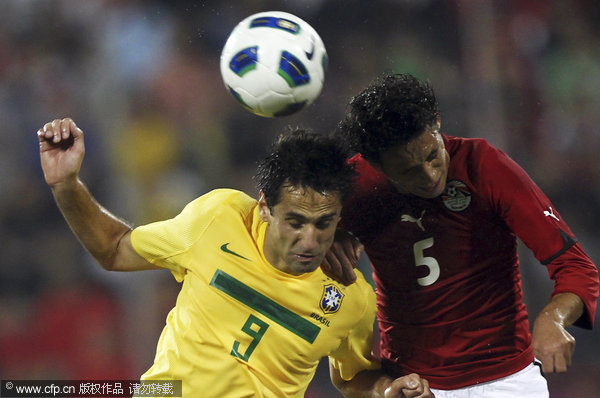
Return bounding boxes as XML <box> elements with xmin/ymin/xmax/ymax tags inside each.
<box><xmin>131</xmin><ymin>191</ymin><xmax>222</xmax><ymax>282</ymax></box>
<box><xmin>328</xmin><ymin>277</ymin><xmax>380</xmax><ymax>380</ymax></box>
<box><xmin>543</xmin><ymin>243</ymin><xmax>599</xmax><ymax>328</ymax></box>
<box><xmin>477</xmin><ymin>144</ymin><xmax>599</xmax><ymax>328</ymax></box>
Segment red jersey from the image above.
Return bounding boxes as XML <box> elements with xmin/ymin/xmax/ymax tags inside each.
<box><xmin>341</xmin><ymin>135</ymin><xmax>599</xmax><ymax>389</ymax></box>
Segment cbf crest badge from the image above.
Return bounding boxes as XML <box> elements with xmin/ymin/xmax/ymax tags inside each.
<box><xmin>320</xmin><ymin>284</ymin><xmax>345</xmax><ymax>314</ymax></box>
<box><xmin>442</xmin><ymin>180</ymin><xmax>472</xmax><ymax>211</ymax></box>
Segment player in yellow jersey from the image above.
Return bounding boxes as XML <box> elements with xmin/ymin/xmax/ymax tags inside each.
<box><xmin>38</xmin><ymin>117</ymin><xmax>434</xmax><ymax>398</ymax></box>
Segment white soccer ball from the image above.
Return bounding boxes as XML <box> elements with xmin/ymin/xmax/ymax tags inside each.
<box><xmin>220</xmin><ymin>11</ymin><xmax>328</xmax><ymax>117</ymax></box>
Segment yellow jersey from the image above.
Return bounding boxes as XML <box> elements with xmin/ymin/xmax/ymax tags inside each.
<box><xmin>131</xmin><ymin>189</ymin><xmax>379</xmax><ymax>397</ymax></box>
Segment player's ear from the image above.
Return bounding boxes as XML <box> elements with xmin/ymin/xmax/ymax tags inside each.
<box><xmin>258</xmin><ymin>191</ymin><xmax>271</xmax><ymax>221</ymax></box>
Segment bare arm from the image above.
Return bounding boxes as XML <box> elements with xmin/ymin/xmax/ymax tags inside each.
<box><xmin>330</xmin><ymin>362</ymin><xmax>433</xmax><ymax>398</ymax></box>
<box><xmin>532</xmin><ymin>292</ymin><xmax>584</xmax><ymax>374</ymax></box>
<box><xmin>38</xmin><ymin>118</ymin><xmax>158</xmax><ymax>272</ymax></box>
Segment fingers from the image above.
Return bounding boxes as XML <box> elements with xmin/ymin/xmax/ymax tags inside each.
<box><xmin>537</xmin><ymin>354</ymin><xmax>553</xmax><ymax>374</ymax></box>
<box><xmin>553</xmin><ymin>354</ymin><xmax>569</xmax><ymax>373</ymax></box>
<box><xmin>322</xmin><ymin>250</ymin><xmax>346</xmax><ymax>283</ymax></box>
<box><xmin>320</xmin><ymin>255</ymin><xmax>334</xmax><ymax>276</ymax></box>
<box><xmin>538</xmin><ymin>349</ymin><xmax>572</xmax><ymax>374</ymax></box>
<box><xmin>537</xmin><ymin>354</ymin><xmax>550</xmax><ymax>374</ymax></box>
<box><xmin>419</xmin><ymin>378</ymin><xmax>432</xmax><ymax>397</ymax></box>
<box><xmin>337</xmin><ymin>230</ymin><xmax>361</xmax><ymax>284</ymax></box>
<box><xmin>335</xmin><ymin>243</ymin><xmax>357</xmax><ymax>285</ymax></box>
<box><xmin>384</xmin><ymin>374</ymin><xmax>433</xmax><ymax>398</ymax></box>
<box><xmin>38</xmin><ymin>118</ymin><xmax>83</xmax><ymax>154</ymax></box>
<box><xmin>343</xmin><ymin>239</ymin><xmax>362</xmax><ymax>284</ymax></box>
<box><xmin>38</xmin><ymin>119</ymin><xmax>59</xmax><ymax>143</ymax></box>
<box><xmin>341</xmin><ymin>237</ymin><xmax>360</xmax><ymax>267</ymax></box>
<box><xmin>69</xmin><ymin>118</ymin><xmax>83</xmax><ymax>139</ymax></box>
<box><xmin>533</xmin><ymin>322</ymin><xmax>575</xmax><ymax>374</ymax></box>
<box><xmin>342</xmin><ymin>261</ymin><xmax>357</xmax><ymax>285</ymax></box>
<box><xmin>38</xmin><ymin>118</ymin><xmax>81</xmax><ymax>144</ymax></box>
<box><xmin>355</xmin><ymin>241</ymin><xmax>365</xmax><ymax>260</ymax></box>
<box><xmin>323</xmin><ymin>241</ymin><xmax>357</xmax><ymax>285</ymax></box>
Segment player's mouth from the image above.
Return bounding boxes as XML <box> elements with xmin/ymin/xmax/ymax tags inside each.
<box><xmin>422</xmin><ymin>176</ymin><xmax>446</xmax><ymax>197</ymax></box>
<box><xmin>294</xmin><ymin>253</ymin><xmax>318</xmax><ymax>263</ymax></box>
<box><xmin>419</xmin><ymin>183</ymin><xmax>438</xmax><ymax>196</ymax></box>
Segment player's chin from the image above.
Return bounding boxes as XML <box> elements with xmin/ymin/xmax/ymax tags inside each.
<box><xmin>414</xmin><ymin>189</ymin><xmax>440</xmax><ymax>199</ymax></box>
<box><xmin>291</xmin><ymin>255</ymin><xmax>322</xmax><ymax>274</ymax></box>
<box><xmin>416</xmin><ymin>181</ymin><xmax>446</xmax><ymax>198</ymax></box>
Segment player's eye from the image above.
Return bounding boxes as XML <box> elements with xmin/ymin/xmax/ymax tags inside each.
<box><xmin>289</xmin><ymin>221</ymin><xmax>303</xmax><ymax>229</ymax></box>
<box><xmin>401</xmin><ymin>167</ymin><xmax>418</xmax><ymax>176</ymax></box>
<box><xmin>427</xmin><ymin>150</ymin><xmax>439</xmax><ymax>162</ymax></box>
<box><xmin>316</xmin><ymin>221</ymin><xmax>331</xmax><ymax>230</ymax></box>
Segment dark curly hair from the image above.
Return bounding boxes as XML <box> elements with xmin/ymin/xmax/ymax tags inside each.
<box><xmin>335</xmin><ymin>73</ymin><xmax>439</xmax><ymax>164</ymax></box>
<box><xmin>255</xmin><ymin>127</ymin><xmax>356</xmax><ymax>208</ymax></box>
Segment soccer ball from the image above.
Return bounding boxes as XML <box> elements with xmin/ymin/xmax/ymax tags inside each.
<box><xmin>220</xmin><ymin>11</ymin><xmax>328</xmax><ymax>117</ymax></box>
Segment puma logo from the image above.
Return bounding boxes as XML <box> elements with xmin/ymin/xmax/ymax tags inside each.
<box><xmin>401</xmin><ymin>210</ymin><xmax>426</xmax><ymax>231</ymax></box>
<box><xmin>544</xmin><ymin>207</ymin><xmax>559</xmax><ymax>221</ymax></box>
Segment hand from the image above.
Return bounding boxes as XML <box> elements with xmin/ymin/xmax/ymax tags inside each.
<box><xmin>532</xmin><ymin>312</ymin><xmax>576</xmax><ymax>373</ymax></box>
<box><xmin>384</xmin><ymin>373</ymin><xmax>433</xmax><ymax>398</ymax></box>
<box><xmin>38</xmin><ymin>118</ymin><xmax>85</xmax><ymax>188</ymax></box>
<box><xmin>321</xmin><ymin>229</ymin><xmax>363</xmax><ymax>285</ymax></box>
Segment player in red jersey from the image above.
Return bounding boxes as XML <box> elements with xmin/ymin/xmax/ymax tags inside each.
<box><xmin>325</xmin><ymin>73</ymin><xmax>599</xmax><ymax>397</ymax></box>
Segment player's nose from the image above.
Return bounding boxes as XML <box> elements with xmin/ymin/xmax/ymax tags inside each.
<box><xmin>299</xmin><ymin>226</ymin><xmax>320</xmax><ymax>252</ymax></box>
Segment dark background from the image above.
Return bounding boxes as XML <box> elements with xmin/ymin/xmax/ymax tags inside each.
<box><xmin>0</xmin><ymin>1</ymin><xmax>598</xmax><ymax>396</ymax></box>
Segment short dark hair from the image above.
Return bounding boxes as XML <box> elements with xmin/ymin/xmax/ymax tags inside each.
<box><xmin>255</xmin><ymin>127</ymin><xmax>356</xmax><ymax>207</ymax></box>
<box><xmin>335</xmin><ymin>73</ymin><xmax>439</xmax><ymax>163</ymax></box>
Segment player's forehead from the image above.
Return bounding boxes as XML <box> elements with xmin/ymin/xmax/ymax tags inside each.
<box><xmin>274</xmin><ymin>185</ymin><xmax>341</xmax><ymax>218</ymax></box>
<box><xmin>381</xmin><ymin>128</ymin><xmax>442</xmax><ymax>169</ymax></box>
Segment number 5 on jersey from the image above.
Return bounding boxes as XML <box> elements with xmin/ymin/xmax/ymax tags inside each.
<box><xmin>414</xmin><ymin>237</ymin><xmax>440</xmax><ymax>286</ymax></box>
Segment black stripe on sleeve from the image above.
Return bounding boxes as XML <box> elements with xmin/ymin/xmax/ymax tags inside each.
<box><xmin>541</xmin><ymin>229</ymin><xmax>578</xmax><ymax>265</ymax></box>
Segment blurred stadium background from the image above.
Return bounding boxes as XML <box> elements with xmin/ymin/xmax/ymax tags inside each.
<box><xmin>0</xmin><ymin>1</ymin><xmax>598</xmax><ymax>396</ymax></box>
